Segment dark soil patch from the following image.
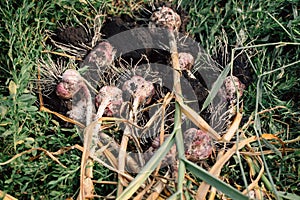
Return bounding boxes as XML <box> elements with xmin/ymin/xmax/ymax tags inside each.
<box><xmin>39</xmin><ymin>3</ymin><xmax>255</xmax><ymax>198</ymax></box>
<box><xmin>44</xmin><ymin>0</ymin><xmax>253</xmax><ymax>170</ymax></box>
<box><xmin>44</xmin><ymin>2</ymin><xmax>253</xmax><ymax>134</ymax></box>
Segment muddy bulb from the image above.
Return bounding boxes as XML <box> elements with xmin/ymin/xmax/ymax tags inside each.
<box><xmin>146</xmin><ymin>134</ymin><xmax>177</xmax><ymax>168</ymax></box>
<box><xmin>178</xmin><ymin>52</ymin><xmax>194</xmax><ymax>71</ymax></box>
<box><xmin>85</xmin><ymin>41</ymin><xmax>114</xmax><ymax>67</ymax></box>
<box><xmin>149</xmin><ymin>6</ymin><xmax>181</xmax><ymax>31</ymax></box>
<box><xmin>148</xmin><ymin>128</ymin><xmax>213</xmax><ymax>167</ymax></box>
<box><xmin>56</xmin><ymin>69</ymin><xmax>82</xmax><ymax>99</ymax></box>
<box><xmin>184</xmin><ymin>128</ymin><xmax>213</xmax><ymax>162</ymax></box>
<box><xmin>95</xmin><ymin>86</ymin><xmax>123</xmax><ymax>117</ymax></box>
<box><xmin>122</xmin><ymin>76</ymin><xmax>155</xmax><ymax>105</ymax></box>
<box><xmin>224</xmin><ymin>76</ymin><xmax>245</xmax><ymax>101</ymax></box>
<box><xmin>151</xmin><ymin>135</ymin><xmax>162</xmax><ymax>149</ymax></box>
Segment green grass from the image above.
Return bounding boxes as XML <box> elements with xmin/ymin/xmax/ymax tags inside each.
<box><xmin>1</xmin><ymin>0</ymin><xmax>299</xmax><ymax>199</ymax></box>
<box><xmin>0</xmin><ymin>0</ymin><xmax>114</xmax><ymax>199</ymax></box>
<box><xmin>182</xmin><ymin>0</ymin><xmax>299</xmax><ymax>188</ymax></box>
<box><xmin>184</xmin><ymin>0</ymin><xmax>300</xmax><ymax>197</ymax></box>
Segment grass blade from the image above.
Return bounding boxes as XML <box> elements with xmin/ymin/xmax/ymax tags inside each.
<box><xmin>254</xmin><ymin>76</ymin><xmax>279</xmax><ymax>198</ymax></box>
<box><xmin>200</xmin><ymin>64</ymin><xmax>231</xmax><ymax>112</ymax></box>
<box><xmin>278</xmin><ymin>191</ymin><xmax>300</xmax><ymax>200</ymax></box>
<box><xmin>117</xmin><ymin>102</ymin><xmax>184</xmax><ymax>199</ymax></box>
<box><xmin>183</xmin><ymin>158</ymin><xmax>249</xmax><ymax>200</ymax></box>
<box><xmin>174</xmin><ymin>102</ymin><xmax>185</xmax><ymax>199</ymax></box>
<box><xmin>116</xmin><ymin>130</ymin><xmax>176</xmax><ymax>200</ymax></box>
<box><xmin>178</xmin><ymin>100</ymin><xmax>221</xmax><ymax>141</ymax></box>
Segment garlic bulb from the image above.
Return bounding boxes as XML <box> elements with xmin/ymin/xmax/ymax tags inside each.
<box><xmin>149</xmin><ymin>6</ymin><xmax>181</xmax><ymax>31</ymax></box>
<box><xmin>84</xmin><ymin>41</ymin><xmax>114</xmax><ymax>67</ymax></box>
<box><xmin>56</xmin><ymin>69</ymin><xmax>82</xmax><ymax>99</ymax></box>
<box><xmin>122</xmin><ymin>76</ymin><xmax>155</xmax><ymax>105</ymax></box>
<box><xmin>184</xmin><ymin>128</ymin><xmax>213</xmax><ymax>162</ymax></box>
<box><xmin>178</xmin><ymin>52</ymin><xmax>194</xmax><ymax>71</ymax></box>
<box><xmin>223</xmin><ymin>76</ymin><xmax>245</xmax><ymax>101</ymax></box>
<box><xmin>95</xmin><ymin>86</ymin><xmax>123</xmax><ymax>117</ymax></box>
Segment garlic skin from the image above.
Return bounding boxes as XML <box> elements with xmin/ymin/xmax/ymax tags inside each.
<box><xmin>223</xmin><ymin>76</ymin><xmax>245</xmax><ymax>101</ymax></box>
<box><xmin>122</xmin><ymin>76</ymin><xmax>155</xmax><ymax>105</ymax></box>
<box><xmin>149</xmin><ymin>6</ymin><xmax>181</xmax><ymax>31</ymax></box>
<box><xmin>95</xmin><ymin>86</ymin><xmax>123</xmax><ymax>117</ymax></box>
<box><xmin>56</xmin><ymin>69</ymin><xmax>82</xmax><ymax>99</ymax></box>
<box><xmin>178</xmin><ymin>52</ymin><xmax>194</xmax><ymax>71</ymax></box>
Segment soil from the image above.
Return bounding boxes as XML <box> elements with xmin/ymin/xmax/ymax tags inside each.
<box><xmin>43</xmin><ymin>1</ymin><xmax>253</xmax><ymax>159</ymax></box>
<box><xmin>53</xmin><ymin>25</ymin><xmax>92</xmax><ymax>46</ymax></box>
<box><xmin>37</xmin><ymin>3</ymin><xmax>256</xmax><ymax>199</ymax></box>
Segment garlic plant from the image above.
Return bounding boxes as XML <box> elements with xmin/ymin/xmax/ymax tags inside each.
<box><xmin>210</xmin><ymin>75</ymin><xmax>246</xmax><ymax>133</ymax></box>
<box><xmin>56</xmin><ymin>69</ymin><xmax>93</xmax><ymax>126</ymax></box>
<box><xmin>117</xmin><ymin>75</ymin><xmax>155</xmax><ymax>195</ymax></box>
<box><xmin>81</xmin><ymin>41</ymin><xmax>115</xmax><ymax>88</ymax></box>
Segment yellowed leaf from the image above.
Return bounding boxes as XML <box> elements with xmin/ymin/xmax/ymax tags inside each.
<box><xmin>79</xmin><ymin>0</ymin><xmax>88</xmax><ymax>4</ymax></box>
<box><xmin>178</xmin><ymin>101</ymin><xmax>222</xmax><ymax>141</ymax></box>
<box><xmin>16</xmin><ymin>140</ymin><xmax>24</xmax><ymax>145</ymax></box>
<box><xmin>222</xmin><ymin>111</ymin><xmax>243</xmax><ymax>142</ymax></box>
<box><xmin>262</xmin><ymin>133</ymin><xmax>286</xmax><ymax>154</ymax></box>
<box><xmin>8</xmin><ymin>80</ymin><xmax>17</xmax><ymax>96</ymax></box>
<box><xmin>0</xmin><ymin>106</ymin><xmax>8</xmax><ymax>118</ymax></box>
<box><xmin>0</xmin><ymin>190</ymin><xmax>17</xmax><ymax>200</ymax></box>
<box><xmin>83</xmin><ymin>177</ymin><xmax>94</xmax><ymax>197</ymax></box>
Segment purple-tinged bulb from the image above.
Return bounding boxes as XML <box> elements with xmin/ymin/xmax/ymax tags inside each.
<box><xmin>146</xmin><ymin>134</ymin><xmax>177</xmax><ymax>169</ymax></box>
<box><xmin>122</xmin><ymin>76</ymin><xmax>155</xmax><ymax>105</ymax></box>
<box><xmin>224</xmin><ymin>76</ymin><xmax>245</xmax><ymax>101</ymax></box>
<box><xmin>95</xmin><ymin>86</ymin><xmax>123</xmax><ymax>117</ymax></box>
<box><xmin>146</xmin><ymin>128</ymin><xmax>212</xmax><ymax>177</ymax></box>
<box><xmin>178</xmin><ymin>52</ymin><xmax>194</xmax><ymax>71</ymax></box>
<box><xmin>85</xmin><ymin>42</ymin><xmax>114</xmax><ymax>67</ymax></box>
<box><xmin>149</xmin><ymin>129</ymin><xmax>213</xmax><ymax>165</ymax></box>
<box><xmin>184</xmin><ymin>128</ymin><xmax>213</xmax><ymax>162</ymax></box>
<box><xmin>151</xmin><ymin>135</ymin><xmax>161</xmax><ymax>149</ymax></box>
<box><xmin>149</xmin><ymin>6</ymin><xmax>181</xmax><ymax>31</ymax></box>
<box><xmin>56</xmin><ymin>69</ymin><xmax>82</xmax><ymax>99</ymax></box>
